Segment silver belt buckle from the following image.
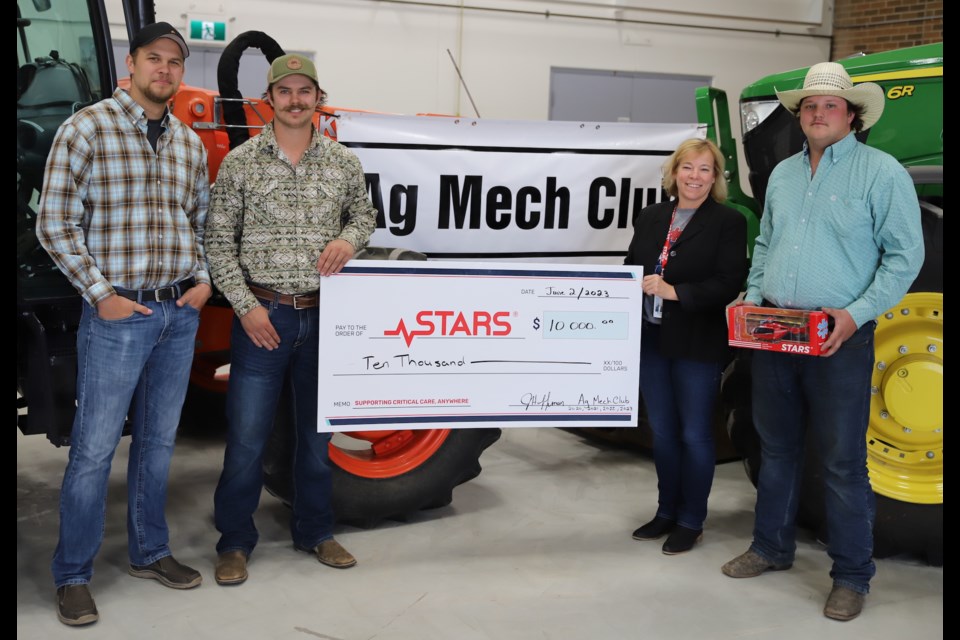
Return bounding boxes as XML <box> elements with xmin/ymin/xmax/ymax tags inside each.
<box><xmin>155</xmin><ymin>286</ymin><xmax>177</xmax><ymax>302</ymax></box>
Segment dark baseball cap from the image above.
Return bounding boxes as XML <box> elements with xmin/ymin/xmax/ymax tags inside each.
<box><xmin>129</xmin><ymin>22</ymin><xmax>190</xmax><ymax>59</ymax></box>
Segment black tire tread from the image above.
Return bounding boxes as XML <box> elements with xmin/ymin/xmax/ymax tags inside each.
<box><xmin>263</xmin><ymin>426</ymin><xmax>501</xmax><ymax>527</ymax></box>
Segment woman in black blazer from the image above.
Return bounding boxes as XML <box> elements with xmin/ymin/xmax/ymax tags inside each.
<box><xmin>624</xmin><ymin>138</ymin><xmax>748</xmax><ymax>554</ymax></box>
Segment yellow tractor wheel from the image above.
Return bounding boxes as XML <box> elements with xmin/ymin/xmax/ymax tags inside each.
<box><xmin>867</xmin><ymin>292</ymin><xmax>943</xmax><ymax>505</ymax></box>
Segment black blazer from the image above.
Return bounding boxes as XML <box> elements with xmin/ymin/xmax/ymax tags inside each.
<box><xmin>624</xmin><ymin>197</ymin><xmax>748</xmax><ymax>363</ymax></box>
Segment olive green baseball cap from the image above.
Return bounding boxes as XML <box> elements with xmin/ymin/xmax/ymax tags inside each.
<box><xmin>267</xmin><ymin>54</ymin><xmax>318</xmax><ymax>85</ymax></box>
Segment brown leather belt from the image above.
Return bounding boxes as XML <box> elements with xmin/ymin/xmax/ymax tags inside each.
<box><xmin>247</xmin><ymin>283</ymin><xmax>319</xmax><ymax>309</ymax></box>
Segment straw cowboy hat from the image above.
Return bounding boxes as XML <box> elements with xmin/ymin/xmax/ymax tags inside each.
<box><xmin>776</xmin><ymin>61</ymin><xmax>885</xmax><ymax>130</ymax></box>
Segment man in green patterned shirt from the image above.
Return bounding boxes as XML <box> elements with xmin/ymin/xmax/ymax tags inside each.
<box><xmin>205</xmin><ymin>53</ymin><xmax>377</xmax><ymax>586</ymax></box>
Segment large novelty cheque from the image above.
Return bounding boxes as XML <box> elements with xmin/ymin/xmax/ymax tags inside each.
<box><xmin>317</xmin><ymin>261</ymin><xmax>643</xmax><ymax>431</ymax></box>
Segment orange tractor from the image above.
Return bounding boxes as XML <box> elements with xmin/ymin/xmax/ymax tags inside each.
<box><xmin>17</xmin><ymin>0</ymin><xmax>499</xmax><ymax>525</ymax></box>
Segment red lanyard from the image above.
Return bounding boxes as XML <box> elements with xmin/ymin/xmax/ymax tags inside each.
<box><xmin>656</xmin><ymin>207</ymin><xmax>682</xmax><ymax>275</ymax></box>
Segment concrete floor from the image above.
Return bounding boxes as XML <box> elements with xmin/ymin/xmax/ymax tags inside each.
<box><xmin>18</xmin><ymin>425</ymin><xmax>942</xmax><ymax>640</ymax></box>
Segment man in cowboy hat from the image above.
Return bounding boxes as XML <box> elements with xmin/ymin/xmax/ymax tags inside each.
<box><xmin>720</xmin><ymin>62</ymin><xmax>924</xmax><ymax>620</ymax></box>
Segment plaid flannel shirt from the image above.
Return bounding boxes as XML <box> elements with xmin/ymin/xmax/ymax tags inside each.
<box><xmin>37</xmin><ymin>88</ymin><xmax>210</xmax><ymax>305</ymax></box>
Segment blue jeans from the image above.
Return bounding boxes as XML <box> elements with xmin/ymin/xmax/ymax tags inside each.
<box><xmin>213</xmin><ymin>300</ymin><xmax>334</xmax><ymax>555</ymax></box>
<box><xmin>52</xmin><ymin>299</ymin><xmax>200</xmax><ymax>587</ymax></box>
<box><xmin>638</xmin><ymin>323</ymin><xmax>723</xmax><ymax>530</ymax></box>
<box><xmin>750</xmin><ymin>321</ymin><xmax>877</xmax><ymax>594</ymax></box>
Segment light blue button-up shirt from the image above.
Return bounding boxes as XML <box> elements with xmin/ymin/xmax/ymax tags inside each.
<box><xmin>745</xmin><ymin>132</ymin><xmax>924</xmax><ymax>328</ymax></box>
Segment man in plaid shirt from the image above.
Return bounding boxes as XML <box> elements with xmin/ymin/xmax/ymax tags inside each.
<box><xmin>37</xmin><ymin>22</ymin><xmax>210</xmax><ymax>626</ymax></box>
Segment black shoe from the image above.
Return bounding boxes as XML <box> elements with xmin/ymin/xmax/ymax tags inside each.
<box><xmin>56</xmin><ymin>584</ymin><xmax>98</xmax><ymax>626</ymax></box>
<box><xmin>129</xmin><ymin>555</ymin><xmax>202</xmax><ymax>589</ymax></box>
<box><xmin>662</xmin><ymin>525</ymin><xmax>703</xmax><ymax>555</ymax></box>
<box><xmin>631</xmin><ymin>516</ymin><xmax>675</xmax><ymax>541</ymax></box>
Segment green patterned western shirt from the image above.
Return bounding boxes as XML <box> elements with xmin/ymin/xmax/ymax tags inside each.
<box><xmin>205</xmin><ymin>122</ymin><xmax>377</xmax><ymax>317</ymax></box>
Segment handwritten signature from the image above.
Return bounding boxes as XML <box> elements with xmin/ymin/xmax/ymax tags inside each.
<box><xmin>519</xmin><ymin>392</ymin><xmax>631</xmax><ymax>411</ymax></box>
<box><xmin>520</xmin><ymin>392</ymin><xmax>566</xmax><ymax>411</ymax></box>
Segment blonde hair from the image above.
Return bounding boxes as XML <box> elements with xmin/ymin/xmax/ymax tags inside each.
<box><xmin>661</xmin><ymin>138</ymin><xmax>728</xmax><ymax>203</ymax></box>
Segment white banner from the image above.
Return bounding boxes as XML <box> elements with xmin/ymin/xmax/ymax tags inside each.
<box><xmin>336</xmin><ymin>113</ymin><xmax>702</xmax><ymax>264</ymax></box>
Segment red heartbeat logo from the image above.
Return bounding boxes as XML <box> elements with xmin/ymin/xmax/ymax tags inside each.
<box><xmin>384</xmin><ymin>319</ymin><xmax>430</xmax><ymax>347</ymax></box>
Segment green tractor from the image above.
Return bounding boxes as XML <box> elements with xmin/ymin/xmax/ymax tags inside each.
<box><xmin>696</xmin><ymin>43</ymin><xmax>943</xmax><ymax>565</ymax></box>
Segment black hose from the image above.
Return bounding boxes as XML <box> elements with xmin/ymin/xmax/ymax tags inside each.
<box><xmin>217</xmin><ymin>31</ymin><xmax>285</xmax><ymax>150</ymax></box>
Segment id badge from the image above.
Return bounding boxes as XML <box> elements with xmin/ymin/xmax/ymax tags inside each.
<box><xmin>653</xmin><ymin>295</ymin><xmax>663</xmax><ymax>319</ymax></box>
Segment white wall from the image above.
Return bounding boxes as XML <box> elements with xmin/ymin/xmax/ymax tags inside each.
<box><xmin>106</xmin><ymin>0</ymin><xmax>833</xmax><ymax>189</ymax></box>
<box><xmin>106</xmin><ymin>0</ymin><xmax>831</xmax><ymax>118</ymax></box>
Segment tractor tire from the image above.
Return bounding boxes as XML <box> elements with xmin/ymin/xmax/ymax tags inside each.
<box><xmin>795</xmin><ymin>434</ymin><xmax>943</xmax><ymax>566</ymax></box>
<box><xmin>720</xmin><ymin>351</ymin><xmax>759</xmax><ymax>485</ymax></box>
<box><xmin>722</xmin><ymin>197</ymin><xmax>943</xmax><ymax>566</ymax></box>
<box><xmin>262</xmin><ymin>403</ymin><xmax>501</xmax><ymax>527</ymax></box>
<box><xmin>727</xmin><ymin>398</ymin><xmax>944</xmax><ymax>567</ymax></box>
<box><xmin>873</xmin><ymin>495</ymin><xmax>943</xmax><ymax>566</ymax></box>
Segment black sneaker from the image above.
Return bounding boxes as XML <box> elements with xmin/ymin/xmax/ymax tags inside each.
<box><xmin>56</xmin><ymin>584</ymin><xmax>98</xmax><ymax>626</ymax></box>
<box><xmin>129</xmin><ymin>555</ymin><xmax>202</xmax><ymax>589</ymax></box>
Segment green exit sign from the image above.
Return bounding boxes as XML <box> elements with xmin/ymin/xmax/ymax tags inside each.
<box><xmin>189</xmin><ymin>20</ymin><xmax>227</xmax><ymax>42</ymax></box>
